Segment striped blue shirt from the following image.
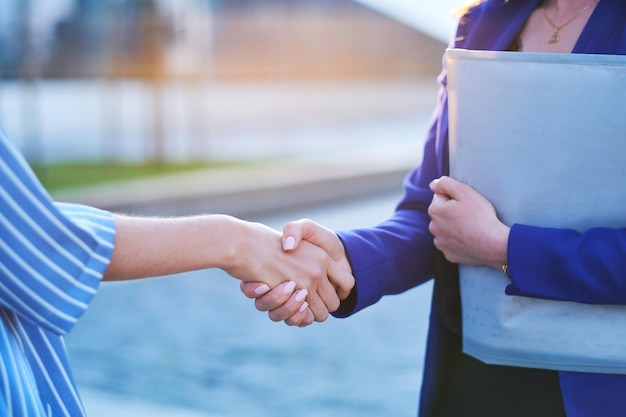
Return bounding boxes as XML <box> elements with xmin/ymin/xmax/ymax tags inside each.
<box><xmin>0</xmin><ymin>126</ymin><xmax>116</xmax><ymax>416</ymax></box>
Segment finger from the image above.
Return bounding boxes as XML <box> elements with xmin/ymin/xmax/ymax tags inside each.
<box><xmin>253</xmin><ymin>281</ymin><xmax>296</xmax><ymax>312</ymax></box>
<box><xmin>327</xmin><ymin>261</ymin><xmax>355</xmax><ymax>300</ymax></box>
<box><xmin>431</xmin><ymin>175</ymin><xmax>465</xmax><ymax>200</ymax></box>
<box><xmin>294</xmin><ymin>250</ymin><xmax>340</xmax><ymax>314</ymax></box>
<box><xmin>317</xmin><ymin>274</ymin><xmax>341</xmax><ymax>313</ymax></box>
<box><xmin>429</xmin><ymin>176</ymin><xmax>444</xmax><ymax>192</ymax></box>
<box><xmin>240</xmin><ymin>281</ymin><xmax>270</xmax><ymax>299</ymax></box>
<box><xmin>428</xmin><ymin>191</ymin><xmax>453</xmax><ymax>218</ymax></box>
<box><xmin>286</xmin><ymin>306</ymin><xmax>315</xmax><ymax>327</ymax></box>
<box><xmin>432</xmin><ymin>191</ymin><xmax>447</xmax><ymax>205</ymax></box>
<box><xmin>266</xmin><ymin>289</ymin><xmax>309</xmax><ymax>322</ymax></box>
<box><xmin>428</xmin><ymin>219</ymin><xmax>438</xmax><ymax>238</ymax></box>
<box><xmin>306</xmin><ymin>292</ymin><xmax>330</xmax><ymax>322</ymax></box>
<box><xmin>430</xmin><ymin>175</ymin><xmax>454</xmax><ymax>193</ymax></box>
<box><xmin>298</xmin><ymin>308</ymin><xmax>315</xmax><ymax>327</ymax></box>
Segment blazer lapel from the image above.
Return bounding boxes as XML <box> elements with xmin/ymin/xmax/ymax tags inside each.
<box><xmin>574</xmin><ymin>0</ymin><xmax>626</xmax><ymax>54</ymax></box>
<box><xmin>458</xmin><ymin>0</ymin><xmax>543</xmax><ymax>51</ymax></box>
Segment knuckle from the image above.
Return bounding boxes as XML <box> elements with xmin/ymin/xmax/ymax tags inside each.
<box><xmin>429</xmin><ymin>222</ymin><xmax>441</xmax><ymax>238</ymax></box>
<box><xmin>268</xmin><ymin>310</ymin><xmax>284</xmax><ymax>322</ymax></box>
<box><xmin>300</xmin><ymin>217</ymin><xmax>314</xmax><ymax>226</ymax></box>
<box><xmin>310</xmin><ymin>307</ymin><xmax>325</xmax><ymax>322</ymax></box>
<box><xmin>240</xmin><ymin>283</ymin><xmax>255</xmax><ymax>299</ymax></box>
<box><xmin>285</xmin><ymin>318</ymin><xmax>298</xmax><ymax>326</ymax></box>
<box><xmin>317</xmin><ymin>310</ymin><xmax>329</xmax><ymax>322</ymax></box>
<box><xmin>305</xmin><ymin>263</ymin><xmax>325</xmax><ymax>282</ymax></box>
<box><xmin>254</xmin><ymin>299</ymin><xmax>269</xmax><ymax>312</ymax></box>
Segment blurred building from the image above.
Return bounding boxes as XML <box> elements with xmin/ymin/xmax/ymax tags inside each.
<box><xmin>1</xmin><ymin>0</ymin><xmax>445</xmax><ymax>80</ymax></box>
<box><xmin>209</xmin><ymin>0</ymin><xmax>444</xmax><ymax>79</ymax></box>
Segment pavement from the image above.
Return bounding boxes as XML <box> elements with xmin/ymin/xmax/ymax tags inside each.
<box><xmin>50</xmin><ymin>142</ymin><xmax>421</xmax><ymax>218</ymax></box>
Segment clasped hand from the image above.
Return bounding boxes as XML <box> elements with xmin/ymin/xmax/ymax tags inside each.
<box><xmin>427</xmin><ymin>176</ymin><xmax>510</xmax><ymax>270</ymax></box>
<box><xmin>238</xmin><ymin>219</ymin><xmax>353</xmax><ymax>327</ymax></box>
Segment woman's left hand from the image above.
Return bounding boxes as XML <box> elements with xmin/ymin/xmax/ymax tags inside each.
<box><xmin>428</xmin><ymin>176</ymin><xmax>510</xmax><ymax>269</ymax></box>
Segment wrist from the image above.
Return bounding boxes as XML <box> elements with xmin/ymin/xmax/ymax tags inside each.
<box><xmin>210</xmin><ymin>214</ymin><xmax>248</xmax><ymax>271</ymax></box>
<box><xmin>488</xmin><ymin>224</ymin><xmax>510</xmax><ymax>270</ymax></box>
<box><xmin>216</xmin><ymin>217</ymin><xmax>281</xmax><ymax>282</ymax></box>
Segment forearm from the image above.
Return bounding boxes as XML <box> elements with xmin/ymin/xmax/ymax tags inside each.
<box><xmin>104</xmin><ymin>213</ymin><xmax>247</xmax><ymax>281</ymax></box>
<box><xmin>103</xmin><ymin>213</ymin><xmax>342</xmax><ymax>321</ymax></box>
<box><xmin>334</xmin><ymin>209</ymin><xmax>436</xmax><ymax>317</ymax></box>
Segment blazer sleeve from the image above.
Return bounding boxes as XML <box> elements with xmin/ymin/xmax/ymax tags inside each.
<box><xmin>506</xmin><ymin>224</ymin><xmax>626</xmax><ymax>305</ymax></box>
<box><xmin>333</xmin><ymin>67</ymin><xmax>451</xmax><ymax>317</ymax></box>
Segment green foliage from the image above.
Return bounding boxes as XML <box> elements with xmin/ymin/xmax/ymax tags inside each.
<box><xmin>31</xmin><ymin>161</ymin><xmax>236</xmax><ymax>191</ymax></box>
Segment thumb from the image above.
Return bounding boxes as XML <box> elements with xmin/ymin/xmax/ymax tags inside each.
<box><xmin>281</xmin><ymin>220</ymin><xmax>305</xmax><ymax>251</ymax></box>
<box><xmin>283</xmin><ymin>219</ymin><xmax>322</xmax><ymax>251</ymax></box>
<box><xmin>282</xmin><ymin>218</ymin><xmax>338</xmax><ymax>254</ymax></box>
<box><xmin>429</xmin><ymin>176</ymin><xmax>465</xmax><ymax>200</ymax></box>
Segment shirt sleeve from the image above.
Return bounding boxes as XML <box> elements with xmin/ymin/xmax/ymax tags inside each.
<box><xmin>0</xmin><ymin>129</ymin><xmax>116</xmax><ymax>335</ymax></box>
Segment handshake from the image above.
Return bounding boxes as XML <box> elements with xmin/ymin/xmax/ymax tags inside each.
<box><xmin>105</xmin><ymin>211</ymin><xmax>353</xmax><ymax>327</ymax></box>
<box><xmin>233</xmin><ymin>218</ymin><xmax>354</xmax><ymax>328</ymax></box>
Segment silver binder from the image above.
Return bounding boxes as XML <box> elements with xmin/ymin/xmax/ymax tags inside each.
<box><xmin>447</xmin><ymin>48</ymin><xmax>626</xmax><ymax>373</ymax></box>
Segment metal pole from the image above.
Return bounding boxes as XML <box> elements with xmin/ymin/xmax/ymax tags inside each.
<box><xmin>17</xmin><ymin>0</ymin><xmax>44</xmax><ymax>170</ymax></box>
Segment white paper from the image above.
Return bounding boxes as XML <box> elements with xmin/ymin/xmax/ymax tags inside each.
<box><xmin>447</xmin><ymin>48</ymin><xmax>626</xmax><ymax>373</ymax></box>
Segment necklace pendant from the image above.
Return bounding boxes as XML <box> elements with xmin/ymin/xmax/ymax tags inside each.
<box><xmin>548</xmin><ymin>30</ymin><xmax>560</xmax><ymax>44</ymax></box>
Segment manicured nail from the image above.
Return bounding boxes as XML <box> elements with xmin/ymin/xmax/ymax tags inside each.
<box><xmin>298</xmin><ymin>301</ymin><xmax>309</xmax><ymax>313</ymax></box>
<box><xmin>254</xmin><ymin>284</ymin><xmax>270</xmax><ymax>295</ymax></box>
<box><xmin>283</xmin><ymin>236</ymin><xmax>296</xmax><ymax>251</ymax></box>
<box><xmin>283</xmin><ymin>281</ymin><xmax>296</xmax><ymax>294</ymax></box>
<box><xmin>295</xmin><ymin>289</ymin><xmax>308</xmax><ymax>303</ymax></box>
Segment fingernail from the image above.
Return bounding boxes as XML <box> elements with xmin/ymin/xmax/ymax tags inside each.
<box><xmin>298</xmin><ymin>301</ymin><xmax>309</xmax><ymax>313</ymax></box>
<box><xmin>283</xmin><ymin>236</ymin><xmax>296</xmax><ymax>251</ymax></box>
<box><xmin>254</xmin><ymin>284</ymin><xmax>270</xmax><ymax>295</ymax></box>
<box><xmin>283</xmin><ymin>281</ymin><xmax>296</xmax><ymax>294</ymax></box>
<box><xmin>295</xmin><ymin>289</ymin><xmax>308</xmax><ymax>303</ymax></box>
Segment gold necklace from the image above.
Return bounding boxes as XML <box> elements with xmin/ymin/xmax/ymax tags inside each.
<box><xmin>542</xmin><ymin>0</ymin><xmax>599</xmax><ymax>44</ymax></box>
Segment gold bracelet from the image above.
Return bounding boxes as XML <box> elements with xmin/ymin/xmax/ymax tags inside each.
<box><xmin>502</xmin><ymin>264</ymin><xmax>511</xmax><ymax>281</ymax></box>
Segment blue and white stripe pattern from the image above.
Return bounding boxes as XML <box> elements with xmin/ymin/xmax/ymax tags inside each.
<box><xmin>0</xmin><ymin>126</ymin><xmax>116</xmax><ymax>416</ymax></box>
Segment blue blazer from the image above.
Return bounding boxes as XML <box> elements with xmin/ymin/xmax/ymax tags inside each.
<box><xmin>335</xmin><ymin>1</ymin><xmax>626</xmax><ymax>416</ymax></box>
